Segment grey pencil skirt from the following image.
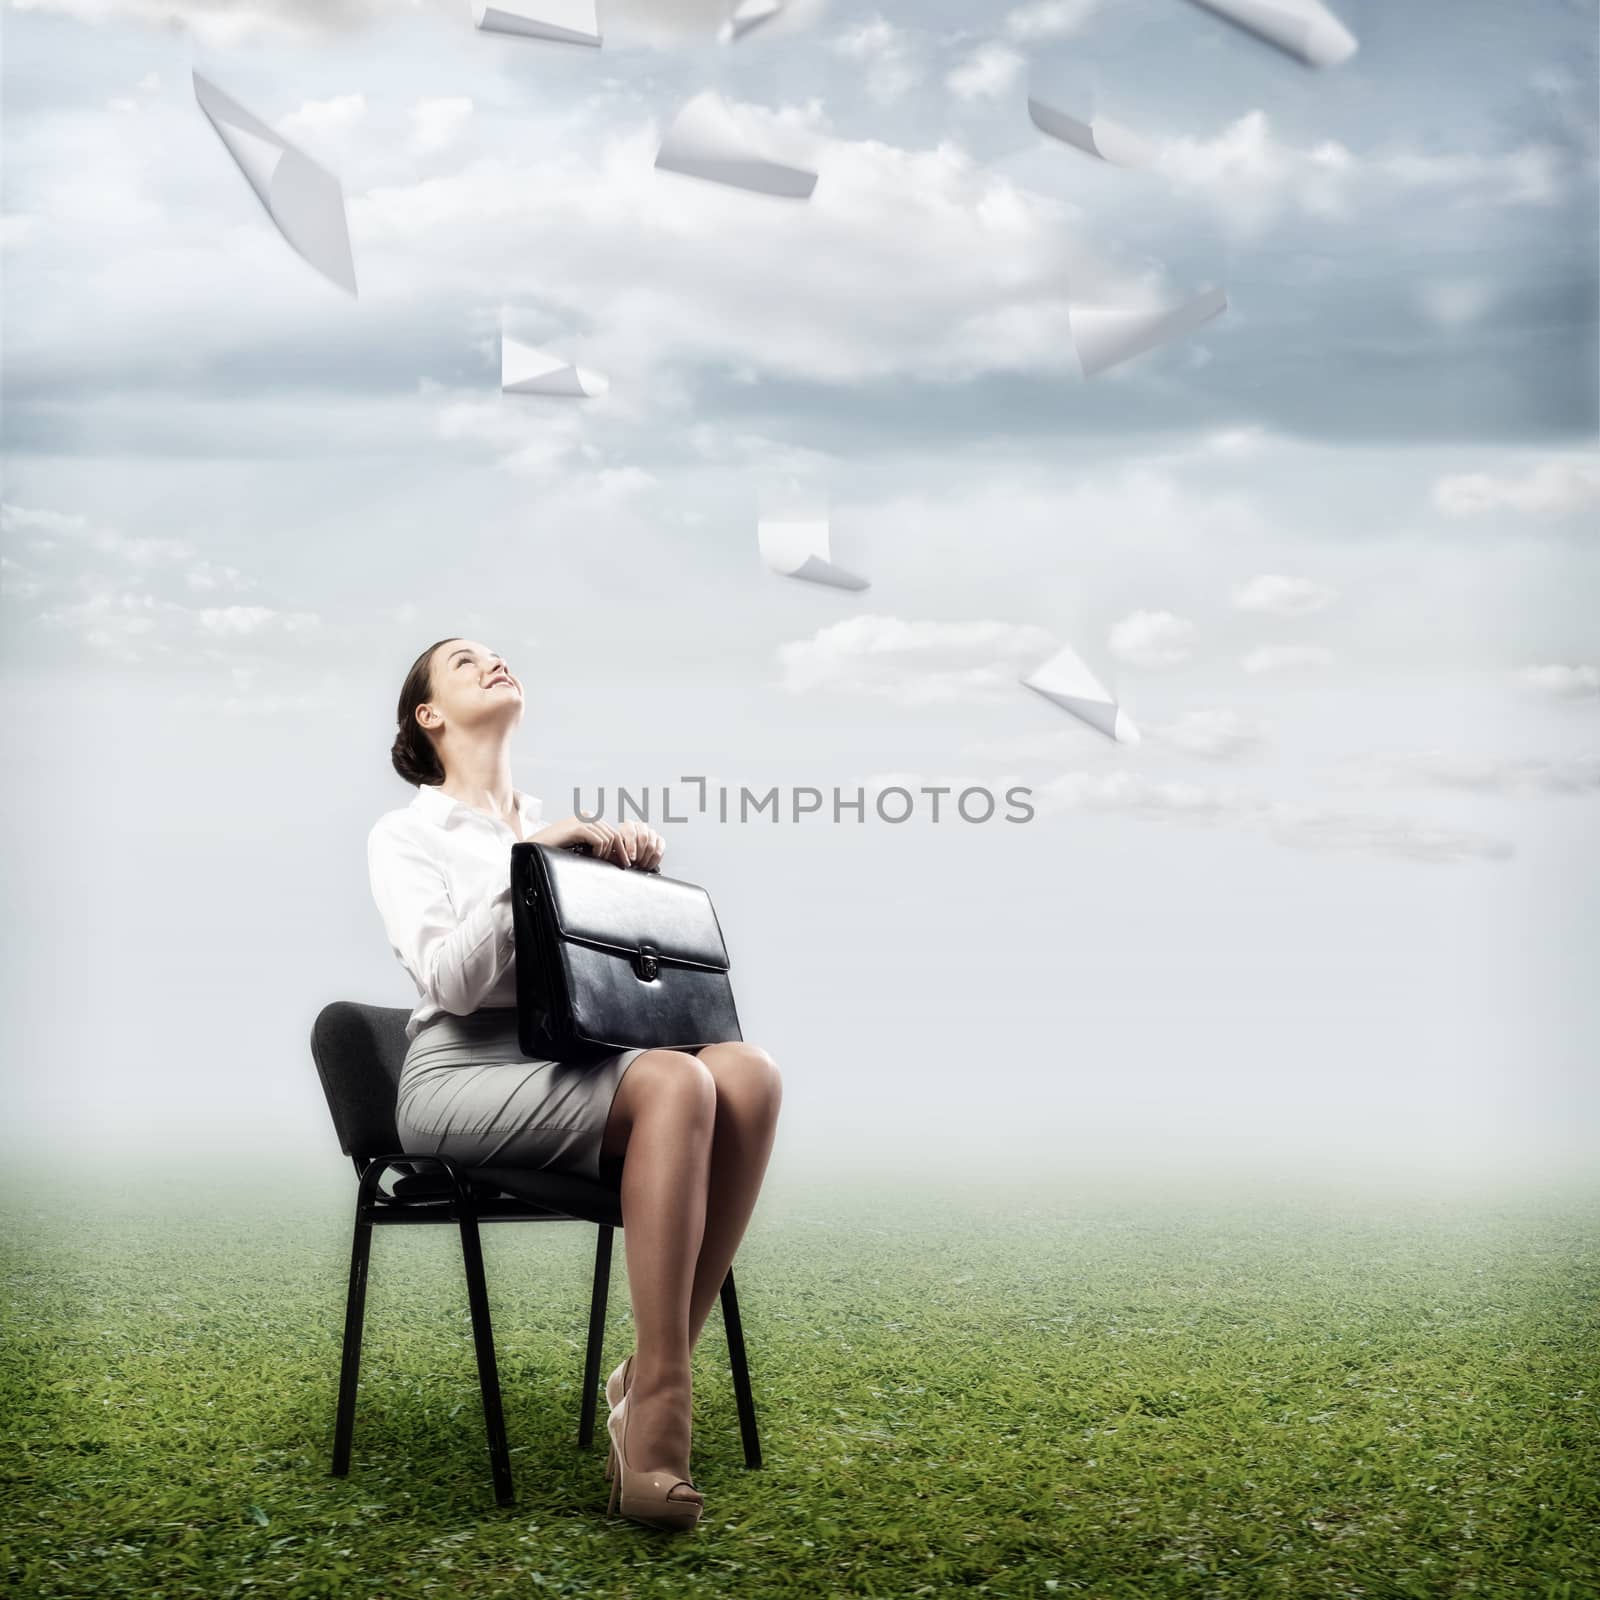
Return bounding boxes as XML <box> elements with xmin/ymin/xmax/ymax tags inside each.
<box><xmin>395</xmin><ymin>1008</ymin><xmax>649</xmax><ymax>1183</ymax></box>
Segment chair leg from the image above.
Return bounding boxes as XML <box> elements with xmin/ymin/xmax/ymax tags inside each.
<box><xmin>458</xmin><ymin>1211</ymin><xmax>515</xmax><ymax>1507</ymax></box>
<box><xmin>578</xmin><ymin>1225</ymin><xmax>614</xmax><ymax>1449</ymax></box>
<box><xmin>331</xmin><ymin>1205</ymin><xmax>374</xmax><ymax>1477</ymax></box>
<box><xmin>720</xmin><ymin>1266</ymin><xmax>762</xmax><ymax>1469</ymax></box>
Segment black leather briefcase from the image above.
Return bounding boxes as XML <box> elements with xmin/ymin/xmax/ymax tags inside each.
<box><xmin>510</xmin><ymin>840</ymin><xmax>743</xmax><ymax>1063</ymax></box>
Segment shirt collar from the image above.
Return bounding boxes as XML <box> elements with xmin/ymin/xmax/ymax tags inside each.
<box><xmin>413</xmin><ymin>784</ymin><xmax>542</xmax><ymax>833</ymax></box>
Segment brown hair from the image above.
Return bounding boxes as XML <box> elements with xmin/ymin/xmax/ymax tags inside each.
<box><xmin>390</xmin><ymin>637</ymin><xmax>459</xmax><ymax>787</ymax></box>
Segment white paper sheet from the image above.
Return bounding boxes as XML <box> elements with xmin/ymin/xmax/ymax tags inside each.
<box><xmin>1028</xmin><ymin>97</ymin><xmax>1151</xmax><ymax>167</ymax></box>
<box><xmin>655</xmin><ymin>90</ymin><xmax>818</xmax><ymax>199</ymax></box>
<box><xmin>501</xmin><ymin>335</ymin><xmax>608</xmax><ymax>397</ymax></box>
<box><xmin>192</xmin><ymin>70</ymin><xmax>358</xmax><ymax>297</ymax></box>
<box><xmin>722</xmin><ymin>0</ymin><xmax>785</xmax><ymax>42</ymax></box>
<box><xmin>473</xmin><ymin>0</ymin><xmax>601</xmax><ymax>46</ymax></box>
<box><xmin>1020</xmin><ymin>644</ymin><xmax>1140</xmax><ymax>744</ymax></box>
<box><xmin>758</xmin><ymin>518</ymin><xmax>869</xmax><ymax>591</ymax></box>
<box><xmin>1069</xmin><ymin>286</ymin><xmax>1227</xmax><ymax>378</ymax></box>
<box><xmin>1180</xmin><ymin>0</ymin><xmax>1357</xmax><ymax>68</ymax></box>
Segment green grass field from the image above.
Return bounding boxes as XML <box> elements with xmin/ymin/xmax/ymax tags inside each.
<box><xmin>3</xmin><ymin>1162</ymin><xmax>1596</xmax><ymax>1599</ymax></box>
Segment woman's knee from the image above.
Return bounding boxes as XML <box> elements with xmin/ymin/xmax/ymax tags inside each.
<box><xmin>619</xmin><ymin>1048</ymin><xmax>717</xmax><ymax>1125</ymax></box>
<box><xmin>701</xmin><ymin>1041</ymin><xmax>783</xmax><ymax>1118</ymax></box>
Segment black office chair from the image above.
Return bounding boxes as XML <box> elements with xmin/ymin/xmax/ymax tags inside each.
<box><xmin>310</xmin><ymin>1000</ymin><xmax>762</xmax><ymax>1507</ymax></box>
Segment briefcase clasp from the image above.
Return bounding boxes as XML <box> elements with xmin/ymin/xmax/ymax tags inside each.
<box><xmin>636</xmin><ymin>943</ymin><xmax>659</xmax><ymax>982</ymax></box>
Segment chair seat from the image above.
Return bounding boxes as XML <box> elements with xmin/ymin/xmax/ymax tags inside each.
<box><xmin>385</xmin><ymin>1164</ymin><xmax>624</xmax><ymax>1228</ymax></box>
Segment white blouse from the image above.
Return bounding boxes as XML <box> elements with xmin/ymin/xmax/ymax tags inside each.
<box><xmin>367</xmin><ymin>783</ymin><xmax>547</xmax><ymax>1040</ymax></box>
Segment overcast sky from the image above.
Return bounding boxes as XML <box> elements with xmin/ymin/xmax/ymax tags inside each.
<box><xmin>2</xmin><ymin>0</ymin><xmax>1597</xmax><ymax>1186</ymax></box>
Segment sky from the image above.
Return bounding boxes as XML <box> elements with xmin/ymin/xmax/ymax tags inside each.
<box><xmin>2</xmin><ymin>0</ymin><xmax>1597</xmax><ymax>1187</ymax></box>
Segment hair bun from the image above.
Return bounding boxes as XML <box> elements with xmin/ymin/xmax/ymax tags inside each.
<box><xmin>390</xmin><ymin>636</ymin><xmax>459</xmax><ymax>787</ymax></box>
<box><xmin>391</xmin><ymin>721</ymin><xmax>443</xmax><ymax>787</ymax></box>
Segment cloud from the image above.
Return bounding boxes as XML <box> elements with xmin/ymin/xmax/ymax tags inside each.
<box><xmin>4</xmin><ymin>1</ymin><xmax>433</xmax><ymax>45</ymax></box>
<box><xmin>1</xmin><ymin>500</ymin><xmax>190</xmax><ymax>566</ymax></box>
<box><xmin>947</xmin><ymin>43</ymin><xmax>1025</xmax><ymax>103</ymax></box>
<box><xmin>4</xmin><ymin>0</ymin><xmax>828</xmax><ymax>47</ymax></box>
<box><xmin>410</xmin><ymin>96</ymin><xmax>474</xmax><ymax>157</ymax></box>
<box><xmin>5</xmin><ymin>499</ymin><xmax>321</xmax><ymax>665</ymax></box>
<box><xmin>1</xmin><ymin>502</ymin><xmax>88</xmax><ymax>538</ymax></box>
<box><xmin>589</xmin><ymin>464</ymin><xmax>657</xmax><ymax>499</ymax></box>
<box><xmin>1199</xmin><ymin>425</ymin><xmax>1271</xmax><ymax>460</ymax></box>
<box><xmin>1034</xmin><ymin>770</ymin><xmax>1513</xmax><ymax>864</ymax></box>
<box><xmin>962</xmin><ymin>701</ymin><xmax>1271</xmax><ymax>766</ymax></box>
<box><xmin>828</xmin><ymin>15</ymin><xmax>922</xmax><ymax>104</ymax></box>
<box><xmin>35</xmin><ymin>588</ymin><xmax>170</xmax><ymax>659</ymax></box>
<box><xmin>1</xmin><ymin>556</ymin><xmax>46</xmax><ymax>602</ymax></box>
<box><xmin>1146</xmin><ymin>708</ymin><xmax>1269</xmax><ymax>761</ymax></box>
<box><xmin>1004</xmin><ymin>0</ymin><xmax>1101</xmax><ymax>40</ymax></box>
<box><xmin>776</xmin><ymin>614</ymin><xmax>1055</xmax><ymax>705</ymax></box>
<box><xmin>35</xmin><ymin>590</ymin><xmax>321</xmax><ymax>660</ymax></box>
<box><xmin>1150</xmin><ymin>110</ymin><xmax>1572</xmax><ymax>238</ymax></box>
<box><xmin>279</xmin><ymin>93</ymin><xmax>368</xmax><ymax>146</ymax></box>
<box><xmin>197</xmin><ymin>605</ymin><xmax>319</xmax><ymax>636</ymax></box>
<box><xmin>186</xmin><ymin>561</ymin><xmax>251</xmax><ymax>593</ymax></box>
<box><xmin>348</xmin><ymin>112</ymin><xmax>1144</xmax><ymax>391</ymax></box>
<box><xmin>1232</xmin><ymin>574</ymin><xmax>1338</xmax><ymax>617</ymax></box>
<box><xmin>1254</xmin><ymin>805</ymin><xmax>1514</xmax><ymax>864</ymax></box>
<box><xmin>1350</xmin><ymin>752</ymin><xmax>1600</xmax><ymax>796</ymax></box>
<box><xmin>174</xmin><ymin>665</ymin><xmax>346</xmax><ymax>718</ymax></box>
<box><xmin>1418</xmin><ymin>278</ymin><xmax>1496</xmax><ymax>328</ymax></box>
<box><xmin>434</xmin><ymin>392</ymin><xmax>587</xmax><ymax>478</ymax></box>
<box><xmin>1380</xmin><ymin>144</ymin><xmax>1564</xmax><ymax>206</ymax></box>
<box><xmin>1516</xmin><ymin>663</ymin><xmax>1600</xmax><ymax>699</ymax></box>
<box><xmin>1433</xmin><ymin>456</ymin><xmax>1600</xmax><ymax>515</ymax></box>
<box><xmin>1107</xmin><ymin>609</ymin><xmax>1194</xmax><ymax>670</ymax></box>
<box><xmin>1151</xmin><ymin>112</ymin><xmax>1356</xmax><ymax>233</ymax></box>
<box><xmin>1241</xmin><ymin>645</ymin><xmax>1334</xmax><ymax>674</ymax></box>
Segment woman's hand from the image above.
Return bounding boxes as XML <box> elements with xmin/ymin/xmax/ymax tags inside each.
<box><xmin>530</xmin><ymin>814</ymin><xmax>629</xmax><ymax>866</ymax></box>
<box><xmin>529</xmin><ymin>816</ymin><xmax>665</xmax><ymax>871</ymax></box>
<box><xmin>616</xmin><ymin>820</ymin><xmax>665</xmax><ymax>872</ymax></box>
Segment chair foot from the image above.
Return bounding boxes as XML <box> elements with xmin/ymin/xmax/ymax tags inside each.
<box><xmin>332</xmin><ymin>1192</ymin><xmax>376</xmax><ymax>1476</ymax></box>
<box><xmin>578</xmin><ymin>1225</ymin><xmax>614</xmax><ymax>1449</ymax></box>
<box><xmin>720</xmin><ymin>1267</ymin><xmax>763</xmax><ymax>1470</ymax></box>
<box><xmin>459</xmin><ymin>1209</ymin><xmax>515</xmax><ymax>1506</ymax></box>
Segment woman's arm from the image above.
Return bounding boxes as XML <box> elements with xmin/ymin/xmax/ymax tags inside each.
<box><xmin>367</xmin><ymin>821</ymin><xmax>514</xmax><ymax>1018</ymax></box>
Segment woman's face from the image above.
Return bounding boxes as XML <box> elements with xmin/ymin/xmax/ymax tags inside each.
<box><xmin>419</xmin><ymin>637</ymin><xmax>524</xmax><ymax>738</ymax></box>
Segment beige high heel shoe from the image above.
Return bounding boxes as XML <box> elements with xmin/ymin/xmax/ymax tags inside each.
<box><xmin>605</xmin><ymin>1353</ymin><xmax>635</xmax><ymax>1424</ymax></box>
<box><xmin>604</xmin><ymin>1390</ymin><xmax>704</xmax><ymax>1532</ymax></box>
<box><xmin>604</xmin><ymin>1353</ymin><xmax>633</xmax><ymax>1487</ymax></box>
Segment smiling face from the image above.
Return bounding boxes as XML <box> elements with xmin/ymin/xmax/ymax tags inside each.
<box><xmin>414</xmin><ymin>637</ymin><xmax>524</xmax><ymax>743</ymax></box>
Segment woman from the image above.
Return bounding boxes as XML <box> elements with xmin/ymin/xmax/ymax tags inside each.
<box><xmin>367</xmin><ymin>636</ymin><xmax>783</xmax><ymax>1533</ymax></box>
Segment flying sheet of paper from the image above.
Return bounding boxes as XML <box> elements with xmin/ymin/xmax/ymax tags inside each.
<box><xmin>721</xmin><ymin>0</ymin><xmax>785</xmax><ymax>41</ymax></box>
<box><xmin>473</xmin><ymin>0</ymin><xmax>601</xmax><ymax>45</ymax></box>
<box><xmin>501</xmin><ymin>335</ymin><xmax>608</xmax><ymax>398</ymax></box>
<box><xmin>1179</xmin><ymin>0</ymin><xmax>1357</xmax><ymax>67</ymax></box>
<box><xmin>192</xmin><ymin>70</ymin><xmax>358</xmax><ymax>297</ymax></box>
<box><xmin>1020</xmin><ymin>644</ymin><xmax>1139</xmax><ymax>745</ymax></box>
<box><xmin>655</xmin><ymin>90</ymin><xmax>818</xmax><ymax>199</ymax></box>
<box><xmin>1069</xmin><ymin>286</ymin><xmax>1227</xmax><ymax>378</ymax></box>
<box><xmin>758</xmin><ymin>519</ymin><xmax>869</xmax><ymax>591</ymax></box>
<box><xmin>1028</xmin><ymin>96</ymin><xmax>1151</xmax><ymax>167</ymax></box>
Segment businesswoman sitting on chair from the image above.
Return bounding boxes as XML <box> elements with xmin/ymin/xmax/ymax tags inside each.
<box><xmin>367</xmin><ymin>636</ymin><xmax>783</xmax><ymax>1532</ymax></box>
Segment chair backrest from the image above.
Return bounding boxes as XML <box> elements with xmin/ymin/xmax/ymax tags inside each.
<box><xmin>310</xmin><ymin>1001</ymin><xmax>413</xmax><ymax>1164</ymax></box>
